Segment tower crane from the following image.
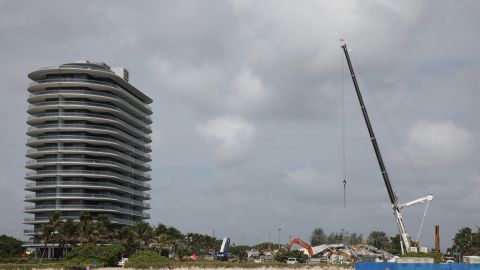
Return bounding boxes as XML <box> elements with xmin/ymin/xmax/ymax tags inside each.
<box><xmin>340</xmin><ymin>41</ymin><xmax>433</xmax><ymax>254</ymax></box>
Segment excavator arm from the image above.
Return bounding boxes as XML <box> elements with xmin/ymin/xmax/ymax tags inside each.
<box><xmin>287</xmin><ymin>238</ymin><xmax>314</xmax><ymax>257</ymax></box>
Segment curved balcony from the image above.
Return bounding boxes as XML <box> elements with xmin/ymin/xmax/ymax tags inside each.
<box><xmin>23</xmin><ymin>229</ymin><xmax>41</xmax><ymax>235</ymax></box>
<box><xmin>28</xmin><ymin>79</ymin><xmax>151</xmax><ymax>114</ymax></box>
<box><xmin>28</xmin><ymin>100</ymin><xmax>151</xmax><ymax>127</ymax></box>
<box><xmin>35</xmin><ymin>64</ymin><xmax>115</xmax><ymax>74</ymax></box>
<box><xmin>25</xmin><ymin>204</ymin><xmax>149</xmax><ymax>218</ymax></box>
<box><xmin>28</xmin><ymin>112</ymin><xmax>151</xmax><ymax>138</ymax></box>
<box><xmin>27</xmin><ymin>147</ymin><xmax>150</xmax><ymax>170</ymax></box>
<box><xmin>29</xmin><ymin>65</ymin><xmax>152</xmax><ymax>105</ymax></box>
<box><xmin>23</xmin><ymin>216</ymin><xmax>140</xmax><ymax>226</ymax></box>
<box><xmin>27</xmin><ymin>123</ymin><xmax>151</xmax><ymax>148</ymax></box>
<box><xmin>25</xmin><ymin>193</ymin><xmax>150</xmax><ymax>208</ymax></box>
<box><xmin>26</xmin><ymin>158</ymin><xmax>150</xmax><ymax>179</ymax></box>
<box><xmin>26</xmin><ymin>170</ymin><xmax>150</xmax><ymax>189</ymax></box>
<box><xmin>28</xmin><ymin>89</ymin><xmax>151</xmax><ymax>123</ymax></box>
<box><xmin>25</xmin><ymin>181</ymin><xmax>150</xmax><ymax>199</ymax></box>
<box><xmin>27</xmin><ymin>135</ymin><xmax>151</xmax><ymax>159</ymax></box>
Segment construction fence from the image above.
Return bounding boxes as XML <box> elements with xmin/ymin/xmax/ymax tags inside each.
<box><xmin>356</xmin><ymin>263</ymin><xmax>480</xmax><ymax>270</ymax></box>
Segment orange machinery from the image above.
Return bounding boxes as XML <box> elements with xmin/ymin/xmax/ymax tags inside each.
<box><xmin>287</xmin><ymin>237</ymin><xmax>314</xmax><ymax>257</ymax></box>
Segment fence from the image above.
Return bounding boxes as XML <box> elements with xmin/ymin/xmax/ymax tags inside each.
<box><xmin>356</xmin><ymin>262</ymin><xmax>480</xmax><ymax>270</ymax></box>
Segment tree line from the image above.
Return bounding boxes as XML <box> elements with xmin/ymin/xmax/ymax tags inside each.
<box><xmin>1</xmin><ymin>216</ymin><xmax>479</xmax><ymax>261</ymax></box>
<box><xmin>309</xmin><ymin>226</ymin><xmax>480</xmax><ymax>257</ymax></box>
<box><xmin>310</xmin><ymin>227</ymin><xmax>412</xmax><ymax>255</ymax></box>
<box><xmin>34</xmin><ymin>211</ymin><xmax>221</xmax><ymax>259</ymax></box>
<box><xmin>447</xmin><ymin>226</ymin><xmax>480</xmax><ymax>258</ymax></box>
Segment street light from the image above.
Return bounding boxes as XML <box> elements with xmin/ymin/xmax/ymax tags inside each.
<box><xmin>278</xmin><ymin>228</ymin><xmax>282</xmax><ymax>250</ymax></box>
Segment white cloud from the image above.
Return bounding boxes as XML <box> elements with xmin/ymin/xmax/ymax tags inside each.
<box><xmin>227</xmin><ymin>68</ymin><xmax>268</xmax><ymax>112</ymax></box>
<box><xmin>404</xmin><ymin>121</ymin><xmax>474</xmax><ymax>168</ymax></box>
<box><xmin>149</xmin><ymin>58</ymin><xmax>226</xmax><ymax>111</ymax></box>
<box><xmin>284</xmin><ymin>166</ymin><xmax>338</xmax><ymax>202</ymax></box>
<box><xmin>196</xmin><ymin>116</ymin><xmax>256</xmax><ymax>165</ymax></box>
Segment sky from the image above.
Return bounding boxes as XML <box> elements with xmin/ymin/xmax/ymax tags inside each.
<box><xmin>0</xmin><ymin>0</ymin><xmax>479</xmax><ymax>251</ymax></box>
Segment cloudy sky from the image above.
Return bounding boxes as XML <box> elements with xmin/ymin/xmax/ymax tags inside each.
<box><xmin>1</xmin><ymin>0</ymin><xmax>479</xmax><ymax>250</ymax></box>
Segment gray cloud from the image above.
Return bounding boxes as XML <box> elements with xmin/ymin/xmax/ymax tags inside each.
<box><xmin>0</xmin><ymin>0</ymin><xmax>479</xmax><ymax>251</ymax></box>
<box><xmin>196</xmin><ymin>116</ymin><xmax>256</xmax><ymax>166</ymax></box>
<box><xmin>403</xmin><ymin>121</ymin><xmax>474</xmax><ymax>168</ymax></box>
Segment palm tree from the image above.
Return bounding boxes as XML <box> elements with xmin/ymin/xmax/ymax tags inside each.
<box><xmin>154</xmin><ymin>223</ymin><xmax>168</xmax><ymax>235</ymax></box>
<box><xmin>79</xmin><ymin>211</ymin><xmax>99</xmax><ymax>244</ymax></box>
<box><xmin>39</xmin><ymin>223</ymin><xmax>54</xmax><ymax>259</ymax></box>
<box><xmin>133</xmin><ymin>222</ymin><xmax>153</xmax><ymax>250</ymax></box>
<box><xmin>35</xmin><ymin>212</ymin><xmax>62</xmax><ymax>259</ymax></box>
<box><xmin>150</xmin><ymin>234</ymin><xmax>168</xmax><ymax>255</ymax></box>
<box><xmin>117</xmin><ymin>226</ymin><xmax>138</xmax><ymax>256</ymax></box>
<box><xmin>58</xmin><ymin>218</ymin><xmax>79</xmax><ymax>257</ymax></box>
<box><xmin>96</xmin><ymin>216</ymin><xmax>114</xmax><ymax>244</ymax></box>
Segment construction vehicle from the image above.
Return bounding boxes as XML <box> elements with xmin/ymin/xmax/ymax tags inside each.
<box><xmin>287</xmin><ymin>237</ymin><xmax>314</xmax><ymax>257</ymax></box>
<box><xmin>213</xmin><ymin>237</ymin><xmax>230</xmax><ymax>261</ymax></box>
<box><xmin>340</xmin><ymin>41</ymin><xmax>433</xmax><ymax>254</ymax></box>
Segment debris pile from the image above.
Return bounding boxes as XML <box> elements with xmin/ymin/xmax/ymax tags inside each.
<box><xmin>300</xmin><ymin>244</ymin><xmax>393</xmax><ymax>264</ymax></box>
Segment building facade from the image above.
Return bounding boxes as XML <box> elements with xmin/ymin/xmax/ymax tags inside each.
<box><xmin>24</xmin><ymin>61</ymin><xmax>152</xmax><ymax>253</ymax></box>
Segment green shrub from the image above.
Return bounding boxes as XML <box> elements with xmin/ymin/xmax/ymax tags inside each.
<box><xmin>66</xmin><ymin>244</ymin><xmax>125</xmax><ymax>266</ymax></box>
<box><xmin>401</xmin><ymin>252</ymin><xmax>443</xmax><ymax>263</ymax></box>
<box><xmin>125</xmin><ymin>250</ymin><xmax>171</xmax><ymax>268</ymax></box>
<box><xmin>274</xmin><ymin>250</ymin><xmax>309</xmax><ymax>263</ymax></box>
<box><xmin>0</xmin><ymin>235</ymin><xmax>23</xmax><ymax>259</ymax></box>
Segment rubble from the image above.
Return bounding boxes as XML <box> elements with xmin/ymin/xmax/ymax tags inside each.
<box><xmin>298</xmin><ymin>244</ymin><xmax>394</xmax><ymax>264</ymax></box>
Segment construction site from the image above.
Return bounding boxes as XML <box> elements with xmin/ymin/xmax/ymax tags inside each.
<box><xmin>244</xmin><ymin>238</ymin><xmax>397</xmax><ymax>264</ymax></box>
<box><xmin>206</xmin><ymin>42</ymin><xmax>480</xmax><ymax>268</ymax></box>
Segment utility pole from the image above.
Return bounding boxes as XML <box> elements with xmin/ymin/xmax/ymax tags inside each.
<box><xmin>278</xmin><ymin>228</ymin><xmax>282</xmax><ymax>250</ymax></box>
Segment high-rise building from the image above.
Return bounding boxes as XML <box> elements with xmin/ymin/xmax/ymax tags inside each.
<box><xmin>24</xmin><ymin>61</ymin><xmax>152</xmax><ymax>255</ymax></box>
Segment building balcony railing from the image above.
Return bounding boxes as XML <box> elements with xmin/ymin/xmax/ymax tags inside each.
<box><xmin>28</xmin><ymin>112</ymin><xmax>151</xmax><ymax>136</ymax></box>
<box><xmin>26</xmin><ymin>158</ymin><xmax>151</xmax><ymax>179</ymax></box>
<box><xmin>25</xmin><ymin>193</ymin><xmax>150</xmax><ymax>208</ymax></box>
<box><xmin>28</xmin><ymin>89</ymin><xmax>151</xmax><ymax>122</ymax></box>
<box><xmin>28</xmin><ymin>78</ymin><xmax>151</xmax><ymax>113</ymax></box>
<box><xmin>26</xmin><ymin>170</ymin><xmax>150</xmax><ymax>189</ymax></box>
<box><xmin>25</xmin><ymin>181</ymin><xmax>150</xmax><ymax>198</ymax></box>
<box><xmin>29</xmin><ymin>100</ymin><xmax>151</xmax><ymax>126</ymax></box>
<box><xmin>27</xmin><ymin>135</ymin><xmax>151</xmax><ymax>158</ymax></box>
<box><xmin>24</xmin><ymin>205</ymin><xmax>150</xmax><ymax>218</ymax></box>
<box><xmin>23</xmin><ymin>229</ymin><xmax>39</xmax><ymax>235</ymax></box>
<box><xmin>23</xmin><ymin>216</ymin><xmax>141</xmax><ymax>226</ymax></box>
<box><xmin>27</xmin><ymin>146</ymin><xmax>151</xmax><ymax>170</ymax></box>
<box><xmin>27</xmin><ymin>123</ymin><xmax>151</xmax><ymax>147</ymax></box>
<box><xmin>35</xmin><ymin>65</ymin><xmax>115</xmax><ymax>74</ymax></box>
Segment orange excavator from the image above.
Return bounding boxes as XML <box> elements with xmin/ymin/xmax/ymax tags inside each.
<box><xmin>287</xmin><ymin>238</ymin><xmax>314</xmax><ymax>257</ymax></box>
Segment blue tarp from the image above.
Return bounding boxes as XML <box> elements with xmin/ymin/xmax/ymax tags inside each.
<box><xmin>356</xmin><ymin>262</ymin><xmax>480</xmax><ymax>270</ymax></box>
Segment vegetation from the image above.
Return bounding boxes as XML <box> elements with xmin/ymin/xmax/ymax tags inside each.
<box><xmin>66</xmin><ymin>244</ymin><xmax>125</xmax><ymax>266</ymax></box>
<box><xmin>310</xmin><ymin>228</ymin><xmax>327</xmax><ymax>246</ymax></box>
<box><xmin>255</xmin><ymin>242</ymin><xmax>275</xmax><ymax>252</ymax></box>
<box><xmin>125</xmin><ymin>250</ymin><xmax>171</xmax><ymax>268</ymax></box>
<box><xmin>274</xmin><ymin>250</ymin><xmax>309</xmax><ymax>263</ymax></box>
<box><xmin>26</xmin><ymin>211</ymin><xmax>223</xmax><ymax>261</ymax></box>
<box><xmin>0</xmin><ymin>235</ymin><xmax>23</xmax><ymax>259</ymax></box>
<box><xmin>401</xmin><ymin>252</ymin><xmax>443</xmax><ymax>263</ymax></box>
<box><xmin>324</xmin><ymin>229</ymin><xmax>363</xmax><ymax>245</ymax></box>
<box><xmin>229</xmin><ymin>245</ymin><xmax>249</xmax><ymax>260</ymax></box>
<box><xmin>367</xmin><ymin>231</ymin><xmax>390</xmax><ymax>250</ymax></box>
<box><xmin>10</xmin><ymin>211</ymin><xmax>479</xmax><ymax>266</ymax></box>
<box><xmin>447</xmin><ymin>226</ymin><xmax>480</xmax><ymax>259</ymax></box>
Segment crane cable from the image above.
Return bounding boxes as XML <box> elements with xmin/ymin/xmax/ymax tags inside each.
<box><xmin>351</xmin><ymin>55</ymin><xmax>429</xmax><ymax>196</ymax></box>
<box><xmin>415</xmin><ymin>199</ymin><xmax>431</xmax><ymax>242</ymax></box>
<box><xmin>349</xmin><ymin>52</ymin><xmax>432</xmax><ymax>242</ymax></box>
